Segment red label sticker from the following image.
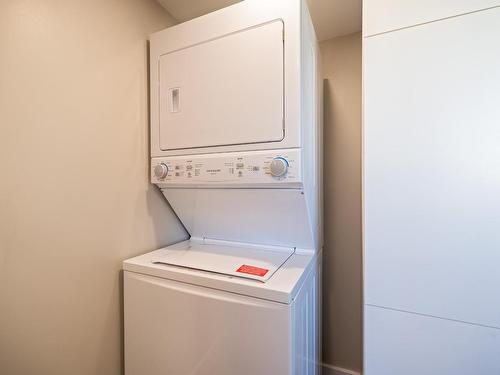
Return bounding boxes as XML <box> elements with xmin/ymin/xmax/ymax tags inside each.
<box><xmin>236</xmin><ymin>265</ymin><xmax>269</xmax><ymax>277</ymax></box>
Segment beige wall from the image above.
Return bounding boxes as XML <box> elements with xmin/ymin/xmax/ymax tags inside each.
<box><xmin>0</xmin><ymin>2</ymin><xmax>363</xmax><ymax>372</ymax></box>
<box><xmin>320</xmin><ymin>32</ymin><xmax>363</xmax><ymax>373</ymax></box>
<box><xmin>0</xmin><ymin>1</ymin><xmax>186</xmax><ymax>374</ymax></box>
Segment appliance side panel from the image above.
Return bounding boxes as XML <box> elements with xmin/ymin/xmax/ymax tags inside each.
<box><xmin>300</xmin><ymin>0</ymin><xmax>321</xmax><ymax>251</ymax></box>
<box><xmin>317</xmin><ymin>32</ymin><xmax>324</xmax><ymax>252</ymax></box>
<box><xmin>365</xmin><ymin>305</ymin><xmax>500</xmax><ymax>375</ymax></box>
<box><xmin>363</xmin><ymin>0</ymin><xmax>500</xmax><ymax>36</ymax></box>
<box><xmin>292</xmin><ymin>262</ymin><xmax>320</xmax><ymax>375</ymax></box>
<box><xmin>124</xmin><ymin>271</ymin><xmax>292</xmax><ymax>375</ymax></box>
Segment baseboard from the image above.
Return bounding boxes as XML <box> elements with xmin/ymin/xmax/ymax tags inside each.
<box><xmin>322</xmin><ymin>363</ymin><xmax>362</xmax><ymax>375</ymax></box>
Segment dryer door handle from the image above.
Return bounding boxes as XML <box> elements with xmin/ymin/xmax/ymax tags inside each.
<box><xmin>169</xmin><ymin>87</ymin><xmax>180</xmax><ymax>113</ymax></box>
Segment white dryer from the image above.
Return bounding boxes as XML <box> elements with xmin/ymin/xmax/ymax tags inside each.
<box><xmin>124</xmin><ymin>0</ymin><xmax>322</xmax><ymax>374</ymax></box>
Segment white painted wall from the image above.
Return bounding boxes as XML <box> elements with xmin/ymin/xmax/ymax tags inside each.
<box><xmin>0</xmin><ymin>1</ymin><xmax>186</xmax><ymax>374</ymax></box>
<box><xmin>156</xmin><ymin>0</ymin><xmax>362</xmax><ymax>41</ymax></box>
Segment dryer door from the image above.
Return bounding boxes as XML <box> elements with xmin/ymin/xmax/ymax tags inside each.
<box><xmin>158</xmin><ymin>20</ymin><xmax>284</xmax><ymax>151</ymax></box>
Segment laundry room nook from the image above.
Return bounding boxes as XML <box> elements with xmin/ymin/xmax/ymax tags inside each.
<box><xmin>1</xmin><ymin>1</ymin><xmax>499</xmax><ymax>375</ymax></box>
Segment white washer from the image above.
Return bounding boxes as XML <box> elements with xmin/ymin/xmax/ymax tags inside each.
<box><xmin>124</xmin><ymin>239</ymin><xmax>319</xmax><ymax>375</ymax></box>
<box><xmin>124</xmin><ymin>0</ymin><xmax>322</xmax><ymax>374</ymax></box>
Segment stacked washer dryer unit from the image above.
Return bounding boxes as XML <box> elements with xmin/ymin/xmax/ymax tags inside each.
<box><xmin>123</xmin><ymin>0</ymin><xmax>322</xmax><ymax>374</ymax></box>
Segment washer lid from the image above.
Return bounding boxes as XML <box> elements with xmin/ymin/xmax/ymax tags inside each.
<box><xmin>151</xmin><ymin>240</ymin><xmax>294</xmax><ymax>282</ymax></box>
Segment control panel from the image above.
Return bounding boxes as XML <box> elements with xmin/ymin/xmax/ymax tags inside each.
<box><xmin>151</xmin><ymin>149</ymin><xmax>301</xmax><ymax>186</ymax></box>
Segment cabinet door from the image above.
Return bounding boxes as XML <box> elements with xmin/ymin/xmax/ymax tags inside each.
<box><xmin>365</xmin><ymin>306</ymin><xmax>500</xmax><ymax>375</ymax></box>
<box><xmin>363</xmin><ymin>0</ymin><xmax>500</xmax><ymax>36</ymax></box>
<box><xmin>158</xmin><ymin>20</ymin><xmax>284</xmax><ymax>151</ymax></box>
<box><xmin>124</xmin><ymin>272</ymin><xmax>291</xmax><ymax>375</ymax></box>
<box><xmin>364</xmin><ymin>7</ymin><xmax>500</xmax><ymax>328</ymax></box>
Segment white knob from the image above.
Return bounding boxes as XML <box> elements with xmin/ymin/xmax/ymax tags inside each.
<box><xmin>270</xmin><ymin>157</ymin><xmax>289</xmax><ymax>177</ymax></box>
<box><xmin>154</xmin><ymin>163</ymin><xmax>169</xmax><ymax>179</ymax></box>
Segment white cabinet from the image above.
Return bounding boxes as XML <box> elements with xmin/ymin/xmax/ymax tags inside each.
<box><xmin>364</xmin><ymin>6</ymin><xmax>500</xmax><ymax>329</ymax></box>
<box><xmin>364</xmin><ymin>4</ymin><xmax>500</xmax><ymax>374</ymax></box>
<box><xmin>363</xmin><ymin>0</ymin><xmax>500</xmax><ymax>36</ymax></box>
<box><xmin>364</xmin><ymin>8</ymin><xmax>500</xmax><ymax>327</ymax></box>
<box><xmin>365</xmin><ymin>306</ymin><xmax>500</xmax><ymax>375</ymax></box>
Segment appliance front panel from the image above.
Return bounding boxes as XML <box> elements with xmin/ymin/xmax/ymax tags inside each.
<box><xmin>124</xmin><ymin>272</ymin><xmax>292</xmax><ymax>375</ymax></box>
<box><xmin>152</xmin><ymin>149</ymin><xmax>302</xmax><ymax>188</ymax></box>
<box><xmin>158</xmin><ymin>20</ymin><xmax>284</xmax><ymax>151</ymax></box>
<box><xmin>162</xmin><ymin>188</ymin><xmax>315</xmax><ymax>250</ymax></box>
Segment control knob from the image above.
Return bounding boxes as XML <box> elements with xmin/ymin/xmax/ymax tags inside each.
<box><xmin>270</xmin><ymin>157</ymin><xmax>289</xmax><ymax>178</ymax></box>
<box><xmin>153</xmin><ymin>163</ymin><xmax>169</xmax><ymax>179</ymax></box>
